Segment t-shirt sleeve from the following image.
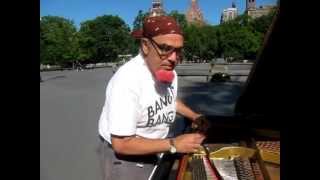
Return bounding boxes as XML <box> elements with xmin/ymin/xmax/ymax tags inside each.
<box><xmin>105</xmin><ymin>77</ymin><xmax>140</xmax><ymax>136</ymax></box>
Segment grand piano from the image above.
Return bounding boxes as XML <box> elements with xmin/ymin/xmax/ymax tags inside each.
<box><xmin>150</xmin><ymin>7</ymin><xmax>281</xmax><ymax>180</ymax></box>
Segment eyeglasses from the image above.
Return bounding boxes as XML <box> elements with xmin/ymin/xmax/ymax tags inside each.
<box><xmin>148</xmin><ymin>38</ymin><xmax>184</xmax><ymax>60</ymax></box>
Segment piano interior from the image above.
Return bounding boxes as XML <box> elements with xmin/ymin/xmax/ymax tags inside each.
<box><xmin>174</xmin><ymin>136</ymin><xmax>280</xmax><ymax>180</ymax></box>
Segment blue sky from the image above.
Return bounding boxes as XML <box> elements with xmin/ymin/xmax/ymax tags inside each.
<box><xmin>40</xmin><ymin>0</ymin><xmax>277</xmax><ymax>29</ymax></box>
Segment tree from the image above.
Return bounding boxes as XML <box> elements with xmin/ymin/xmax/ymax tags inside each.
<box><xmin>200</xmin><ymin>25</ymin><xmax>218</xmax><ymax>61</ymax></box>
<box><xmin>183</xmin><ymin>24</ymin><xmax>219</xmax><ymax>62</ymax></box>
<box><xmin>132</xmin><ymin>10</ymin><xmax>150</xmax><ymax>31</ymax></box>
<box><xmin>78</xmin><ymin>15</ymin><xmax>136</xmax><ymax>63</ymax></box>
<box><xmin>249</xmin><ymin>9</ymin><xmax>277</xmax><ymax>34</ymax></box>
<box><xmin>168</xmin><ymin>10</ymin><xmax>188</xmax><ymax>30</ymax></box>
<box><xmin>213</xmin><ymin>11</ymin><xmax>278</xmax><ymax>62</ymax></box>
<box><xmin>183</xmin><ymin>25</ymin><xmax>201</xmax><ymax>62</ymax></box>
<box><xmin>40</xmin><ymin>16</ymin><xmax>78</xmax><ymax>66</ymax></box>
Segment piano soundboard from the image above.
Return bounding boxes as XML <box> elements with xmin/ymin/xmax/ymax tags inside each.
<box><xmin>174</xmin><ymin>141</ymin><xmax>280</xmax><ymax>180</ymax></box>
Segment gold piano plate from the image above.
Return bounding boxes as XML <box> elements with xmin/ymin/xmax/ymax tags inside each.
<box><xmin>259</xmin><ymin>149</ymin><xmax>280</xmax><ymax>165</ymax></box>
<box><xmin>209</xmin><ymin>146</ymin><xmax>257</xmax><ymax>160</ymax></box>
<box><xmin>256</xmin><ymin>141</ymin><xmax>280</xmax><ymax>165</ymax></box>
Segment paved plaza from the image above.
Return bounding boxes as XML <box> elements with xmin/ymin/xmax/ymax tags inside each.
<box><xmin>40</xmin><ymin>65</ymin><xmax>248</xmax><ymax>180</ymax></box>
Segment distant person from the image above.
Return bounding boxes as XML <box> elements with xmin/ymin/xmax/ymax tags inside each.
<box><xmin>98</xmin><ymin>15</ymin><xmax>209</xmax><ymax>180</ymax></box>
<box><xmin>112</xmin><ymin>63</ymin><xmax>117</xmax><ymax>74</ymax></box>
<box><xmin>75</xmin><ymin>61</ymin><xmax>83</xmax><ymax>71</ymax></box>
<box><xmin>208</xmin><ymin>59</ymin><xmax>215</xmax><ymax>82</ymax></box>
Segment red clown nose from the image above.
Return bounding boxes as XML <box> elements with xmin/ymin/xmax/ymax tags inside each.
<box><xmin>155</xmin><ymin>69</ymin><xmax>174</xmax><ymax>83</ymax></box>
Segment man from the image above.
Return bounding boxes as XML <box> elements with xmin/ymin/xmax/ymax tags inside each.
<box><xmin>98</xmin><ymin>15</ymin><xmax>208</xmax><ymax>180</ymax></box>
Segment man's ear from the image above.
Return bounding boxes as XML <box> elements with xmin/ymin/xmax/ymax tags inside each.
<box><xmin>141</xmin><ymin>38</ymin><xmax>150</xmax><ymax>55</ymax></box>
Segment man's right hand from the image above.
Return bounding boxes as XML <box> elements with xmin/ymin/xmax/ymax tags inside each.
<box><xmin>191</xmin><ymin>115</ymin><xmax>210</xmax><ymax>134</ymax></box>
<box><xmin>173</xmin><ymin>133</ymin><xmax>206</xmax><ymax>153</ymax></box>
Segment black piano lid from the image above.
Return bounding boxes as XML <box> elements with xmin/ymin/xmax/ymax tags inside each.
<box><xmin>234</xmin><ymin>8</ymin><xmax>281</xmax><ymax>127</ymax></box>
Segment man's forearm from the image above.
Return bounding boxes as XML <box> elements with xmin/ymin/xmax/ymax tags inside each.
<box><xmin>111</xmin><ymin>136</ymin><xmax>170</xmax><ymax>155</ymax></box>
<box><xmin>111</xmin><ymin>133</ymin><xmax>206</xmax><ymax>155</ymax></box>
<box><xmin>176</xmin><ymin>99</ymin><xmax>201</xmax><ymax>122</ymax></box>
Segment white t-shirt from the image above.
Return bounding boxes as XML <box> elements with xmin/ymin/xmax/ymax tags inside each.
<box><xmin>98</xmin><ymin>53</ymin><xmax>178</xmax><ymax>144</ymax></box>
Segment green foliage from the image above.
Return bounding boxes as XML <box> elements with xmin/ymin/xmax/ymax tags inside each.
<box><xmin>168</xmin><ymin>10</ymin><xmax>188</xmax><ymax>29</ymax></box>
<box><xmin>249</xmin><ymin>9</ymin><xmax>277</xmax><ymax>34</ymax></box>
<box><xmin>217</xmin><ymin>20</ymin><xmax>262</xmax><ymax>61</ymax></box>
<box><xmin>215</xmin><ymin>15</ymin><xmax>269</xmax><ymax>62</ymax></box>
<box><xmin>181</xmin><ymin>9</ymin><xmax>276</xmax><ymax>62</ymax></box>
<box><xmin>183</xmin><ymin>25</ymin><xmax>218</xmax><ymax>62</ymax></box>
<box><xmin>78</xmin><ymin>15</ymin><xmax>136</xmax><ymax>63</ymax></box>
<box><xmin>40</xmin><ymin>16</ymin><xmax>78</xmax><ymax>66</ymax></box>
<box><xmin>132</xmin><ymin>10</ymin><xmax>150</xmax><ymax>31</ymax></box>
<box><xmin>183</xmin><ymin>25</ymin><xmax>201</xmax><ymax>61</ymax></box>
<box><xmin>40</xmin><ymin>8</ymin><xmax>277</xmax><ymax>66</ymax></box>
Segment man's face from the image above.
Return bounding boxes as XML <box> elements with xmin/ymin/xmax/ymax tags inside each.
<box><xmin>142</xmin><ymin>34</ymin><xmax>184</xmax><ymax>76</ymax></box>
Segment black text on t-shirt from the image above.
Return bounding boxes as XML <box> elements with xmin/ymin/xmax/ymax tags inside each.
<box><xmin>146</xmin><ymin>94</ymin><xmax>174</xmax><ymax>127</ymax></box>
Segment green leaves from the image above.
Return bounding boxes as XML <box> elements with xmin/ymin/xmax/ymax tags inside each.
<box><xmin>133</xmin><ymin>10</ymin><xmax>150</xmax><ymax>31</ymax></box>
<box><xmin>168</xmin><ymin>10</ymin><xmax>188</xmax><ymax>29</ymax></box>
<box><xmin>183</xmin><ymin>25</ymin><xmax>218</xmax><ymax>62</ymax></box>
<box><xmin>40</xmin><ymin>10</ymin><xmax>276</xmax><ymax>66</ymax></box>
<box><xmin>182</xmin><ymin>11</ymin><xmax>275</xmax><ymax>62</ymax></box>
<box><xmin>40</xmin><ymin>16</ymin><xmax>78</xmax><ymax>66</ymax></box>
<box><xmin>41</xmin><ymin>15</ymin><xmax>137</xmax><ymax>66</ymax></box>
<box><xmin>78</xmin><ymin>15</ymin><xmax>136</xmax><ymax>63</ymax></box>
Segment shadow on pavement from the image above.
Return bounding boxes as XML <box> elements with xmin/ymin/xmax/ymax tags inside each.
<box><xmin>170</xmin><ymin>81</ymin><xmax>245</xmax><ymax>136</ymax></box>
<box><xmin>180</xmin><ymin>81</ymin><xmax>244</xmax><ymax>114</ymax></box>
